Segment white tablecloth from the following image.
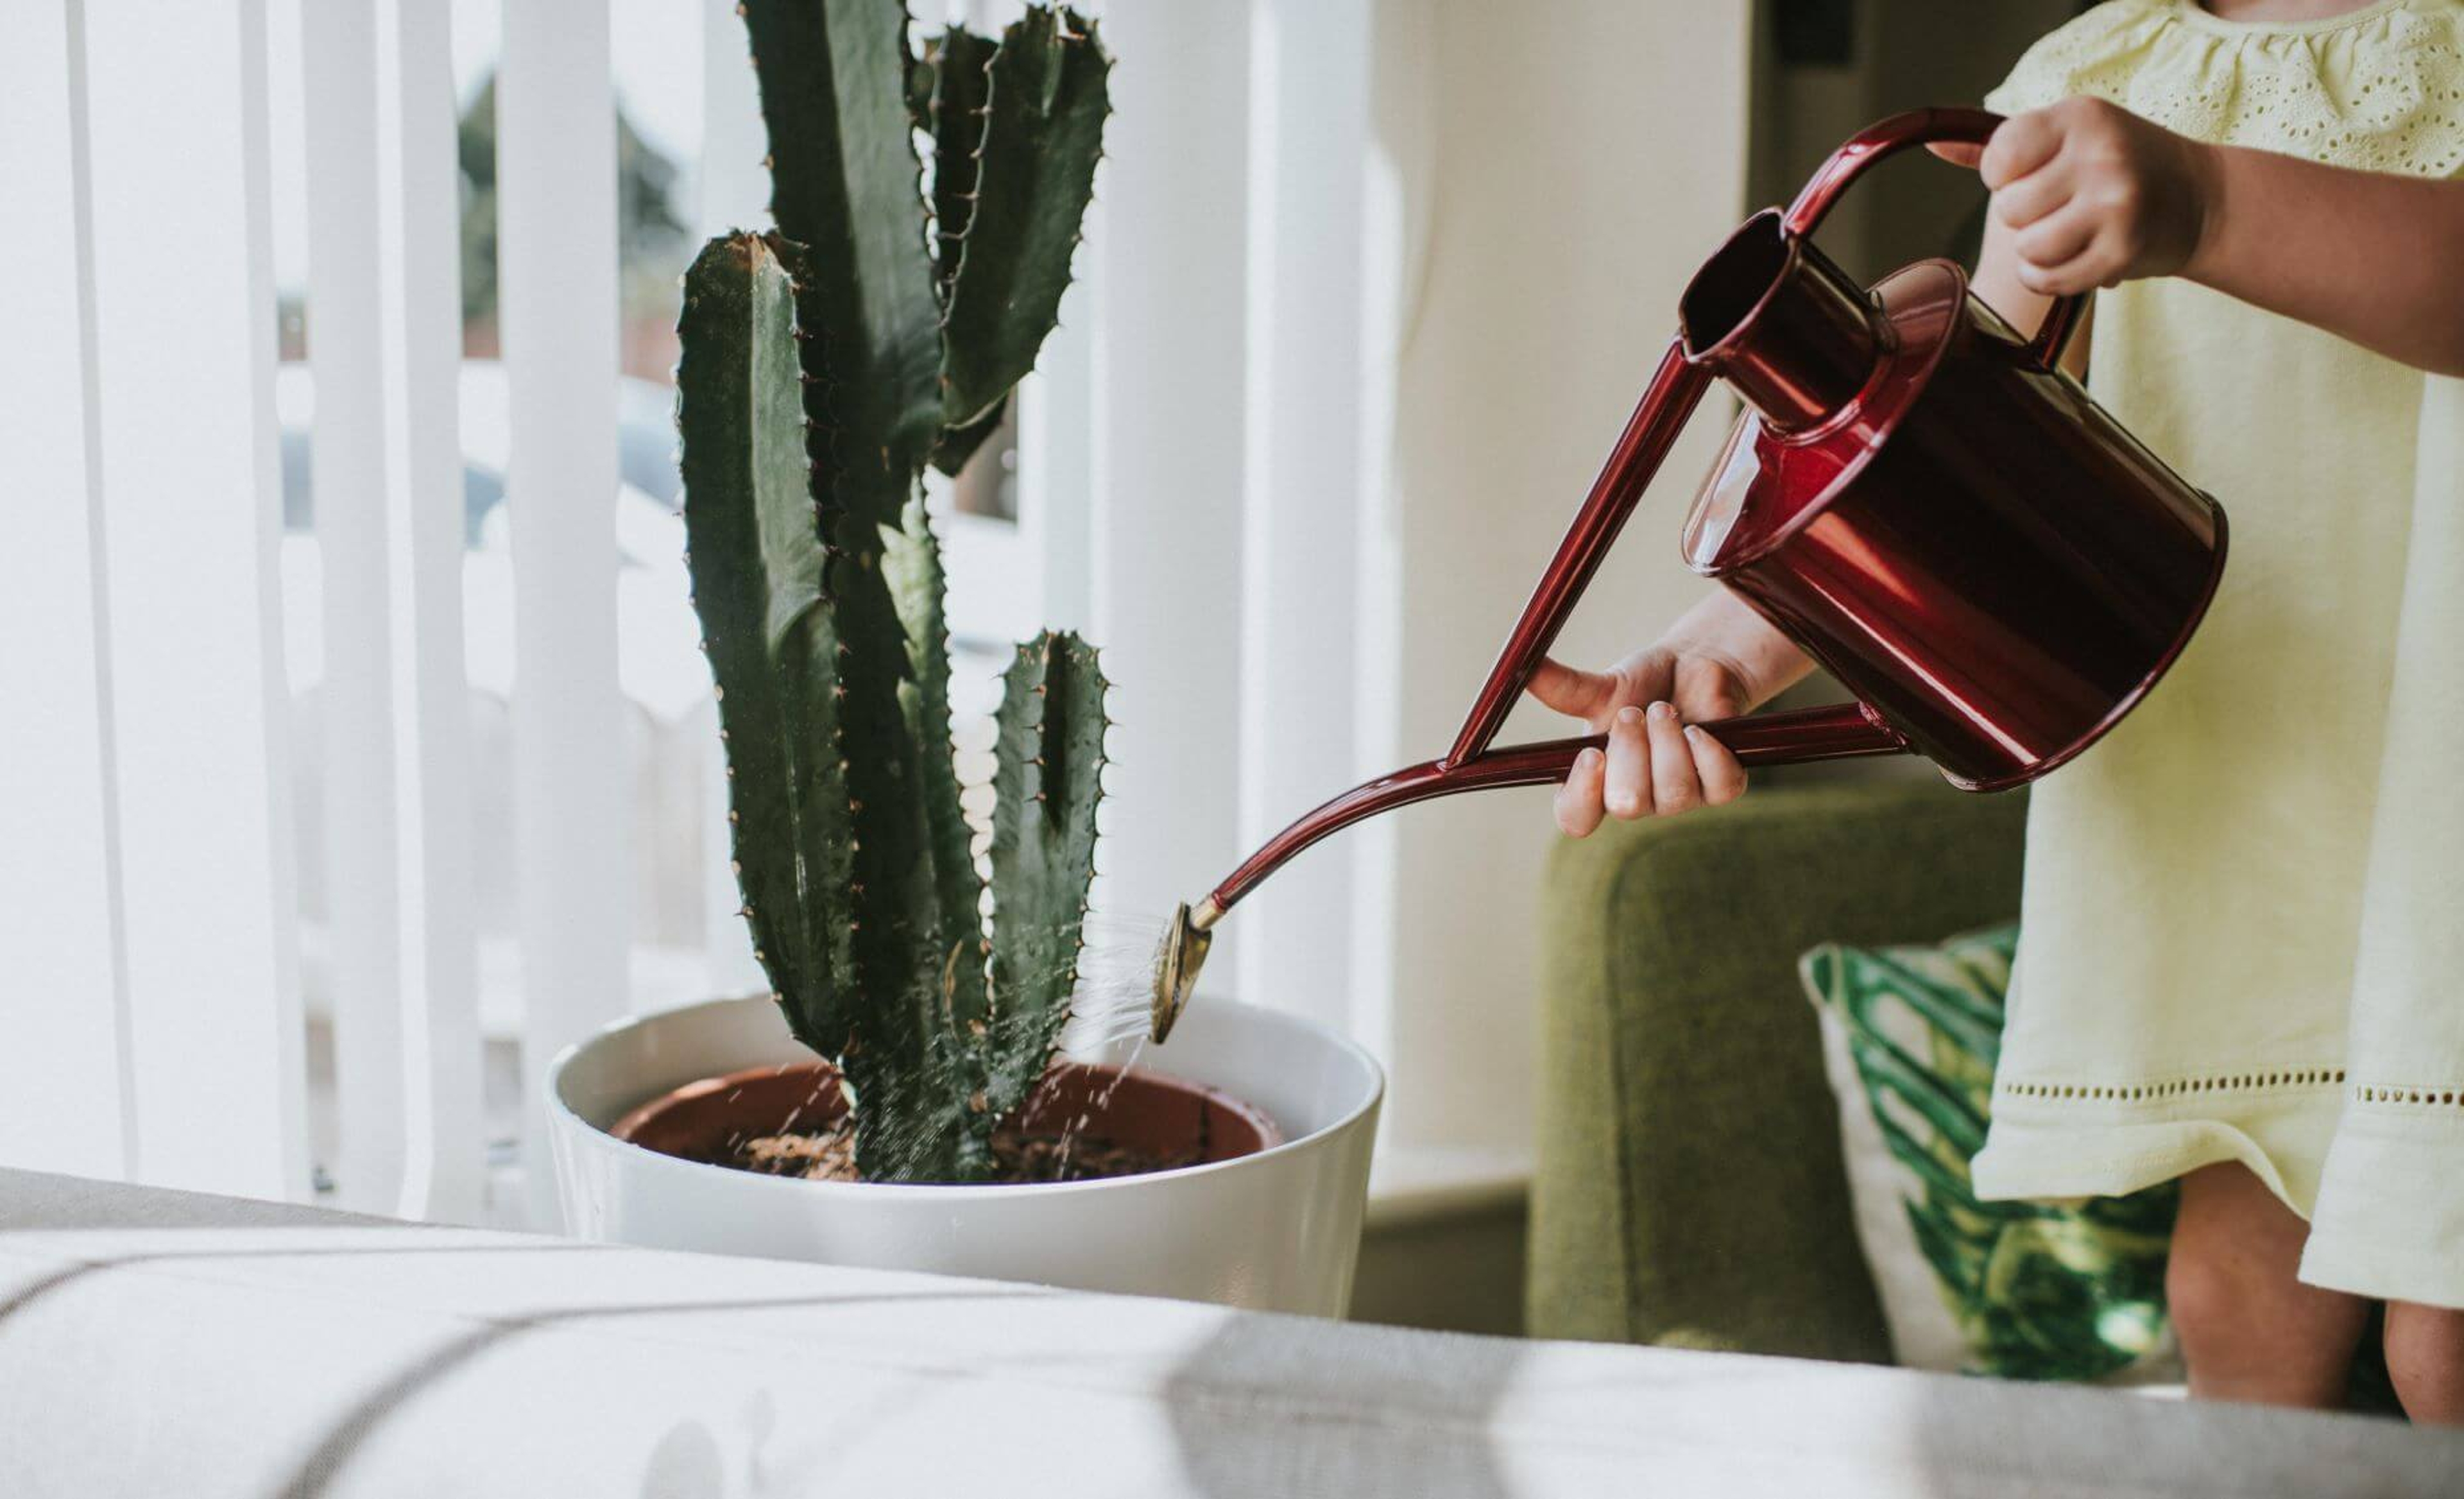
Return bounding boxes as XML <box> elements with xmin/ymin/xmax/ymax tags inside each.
<box><xmin>2</xmin><ymin>1168</ymin><xmax>2456</xmax><ymax>1498</ymax></box>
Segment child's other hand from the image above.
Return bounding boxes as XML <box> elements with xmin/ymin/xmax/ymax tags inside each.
<box><xmin>1526</xmin><ymin>648</ymin><xmax>1752</xmax><ymax>837</ymax></box>
<box><xmin>1937</xmin><ymin>98</ymin><xmax>2218</xmax><ymax>296</ymax></box>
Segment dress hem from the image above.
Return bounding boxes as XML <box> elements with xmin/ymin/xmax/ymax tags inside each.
<box><xmin>1971</xmin><ymin>1121</ymin><xmax>2306</xmax><ymax>1219</ymax></box>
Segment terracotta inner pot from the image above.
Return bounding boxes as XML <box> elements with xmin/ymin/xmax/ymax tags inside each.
<box><xmin>610</xmin><ymin>1059</ymin><xmax>1283</xmax><ymax>1181</ymax></box>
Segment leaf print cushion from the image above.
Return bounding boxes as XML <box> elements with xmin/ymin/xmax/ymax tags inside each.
<box><xmin>1800</xmin><ymin>925</ymin><xmax>2182</xmax><ymax>1385</ymax></box>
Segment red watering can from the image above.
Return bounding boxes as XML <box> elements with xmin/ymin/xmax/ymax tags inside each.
<box><xmin>1148</xmin><ymin>108</ymin><xmax>2228</xmax><ymax>1040</ymax></box>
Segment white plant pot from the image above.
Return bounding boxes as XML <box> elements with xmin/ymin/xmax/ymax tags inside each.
<box><xmin>547</xmin><ymin>994</ymin><xmax>1383</xmax><ymax>1315</ymax></box>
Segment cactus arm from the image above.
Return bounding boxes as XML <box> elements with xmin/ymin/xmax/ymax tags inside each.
<box><xmin>811</xmin><ymin>495</ymin><xmax>950</xmax><ymax>1131</ymax></box>
<box><xmin>884</xmin><ymin>493</ymin><xmax>990</xmax><ymax>1026</ymax></box>
<box><xmin>936</xmin><ymin>8</ymin><xmax>1109</xmax><ymax>429</ymax></box>
<box><xmin>841</xmin><ymin>493</ymin><xmax>992</xmax><ymax>1183</ymax></box>
<box><xmin>674</xmin><ymin>234</ymin><xmax>860</xmax><ymax>1050</ymax></box>
<box><xmin>923</xmin><ymin>25</ymin><xmax>1000</xmax><ymax>288</ymax></box>
<box><xmin>828</xmin><ymin>527</ymin><xmax>989</xmax><ymax>1185</ymax></box>
<box><xmin>984</xmin><ymin>631</ymin><xmax>1108</xmax><ymax>1117</ymax></box>
<box><xmin>740</xmin><ymin>0</ymin><xmax>942</xmax><ymax>531</ymax></box>
<box><xmin>751</xmin><ymin>234</ymin><xmax>943</xmax><ymax>1040</ymax></box>
<box><xmin>918</xmin><ymin>24</ymin><xmax>1005</xmax><ymax>477</ymax></box>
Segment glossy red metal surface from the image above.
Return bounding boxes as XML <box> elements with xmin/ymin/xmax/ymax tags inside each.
<box><xmin>1690</xmin><ymin>246</ymin><xmax>2223</xmax><ymax>790</ymax></box>
<box><xmin>1201</xmin><ymin>108</ymin><xmax>2228</xmax><ymax>918</ymax></box>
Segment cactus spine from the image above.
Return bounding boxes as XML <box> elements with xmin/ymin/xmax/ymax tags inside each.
<box><xmin>676</xmin><ymin>1</ymin><xmax>1110</xmax><ymax>1182</ymax></box>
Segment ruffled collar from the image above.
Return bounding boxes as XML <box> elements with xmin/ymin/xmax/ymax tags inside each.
<box><xmin>1990</xmin><ymin>0</ymin><xmax>2464</xmax><ymax>176</ymax></box>
<box><xmin>2171</xmin><ymin>1</ymin><xmax>2424</xmax><ymax>40</ymax></box>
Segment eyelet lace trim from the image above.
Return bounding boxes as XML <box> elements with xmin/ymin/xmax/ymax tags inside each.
<box><xmin>1999</xmin><ymin>1066</ymin><xmax>2345</xmax><ymax>1102</ymax></box>
<box><xmin>2354</xmin><ymin>1083</ymin><xmax>2464</xmax><ymax>1107</ymax></box>
<box><xmin>1987</xmin><ymin>0</ymin><xmax>2464</xmax><ymax>178</ymax></box>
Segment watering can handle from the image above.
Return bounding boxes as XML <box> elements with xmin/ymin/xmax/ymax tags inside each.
<box><xmin>1783</xmin><ymin>107</ymin><xmax>2089</xmax><ymax>372</ymax></box>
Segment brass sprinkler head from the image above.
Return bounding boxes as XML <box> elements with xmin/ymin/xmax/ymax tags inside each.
<box><xmin>1150</xmin><ymin>897</ymin><xmax>1220</xmax><ymax>1043</ymax></box>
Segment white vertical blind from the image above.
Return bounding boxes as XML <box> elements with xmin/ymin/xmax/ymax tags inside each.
<box><xmin>81</xmin><ymin>0</ymin><xmax>308</xmax><ymax>1197</ymax></box>
<box><xmin>697</xmin><ymin>0</ymin><xmax>771</xmax><ymax>238</ymax></box>
<box><xmin>1021</xmin><ymin>289</ymin><xmax>1099</xmax><ymax>636</ymax></box>
<box><xmin>0</xmin><ymin>0</ymin><xmax>135</xmax><ymax>1183</ymax></box>
<box><xmin>1085</xmin><ymin>0</ymin><xmax>1250</xmax><ymax>951</ymax></box>
<box><xmin>304</xmin><ymin>0</ymin><xmax>411</xmax><ymax>1216</ymax></box>
<box><xmin>500</xmin><ymin>0</ymin><xmax>629</xmax><ymax>1226</ymax></box>
<box><xmin>1234</xmin><ymin>0</ymin><xmax>1373</xmax><ymax>1033</ymax></box>
<box><xmin>380</xmin><ymin>0</ymin><xmax>486</xmax><ymax>1222</ymax></box>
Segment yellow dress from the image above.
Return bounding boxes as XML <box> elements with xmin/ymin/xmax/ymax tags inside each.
<box><xmin>1971</xmin><ymin>0</ymin><xmax>2464</xmax><ymax>1308</ymax></box>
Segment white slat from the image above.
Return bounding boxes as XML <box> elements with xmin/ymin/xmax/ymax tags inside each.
<box><xmin>500</xmin><ymin>0</ymin><xmax>628</xmax><ymax>1226</ymax></box>
<box><xmin>1233</xmin><ymin>0</ymin><xmax>1373</xmax><ymax>1034</ymax></box>
<box><xmin>1020</xmin><ymin>284</ymin><xmax>1098</xmax><ymax>637</ymax></box>
<box><xmin>303</xmin><ymin>0</ymin><xmax>410</xmax><ymax>1216</ymax></box>
<box><xmin>378</xmin><ymin>0</ymin><xmax>486</xmax><ymax>1222</ymax></box>
<box><xmin>1085</xmin><ymin>0</ymin><xmax>1249</xmax><ymax>955</ymax></box>
<box><xmin>696</xmin><ymin>0</ymin><xmax>770</xmax><ymax>239</ymax></box>
<box><xmin>81</xmin><ymin>0</ymin><xmax>308</xmax><ymax>1197</ymax></box>
<box><xmin>0</xmin><ymin>0</ymin><xmax>134</xmax><ymax>1181</ymax></box>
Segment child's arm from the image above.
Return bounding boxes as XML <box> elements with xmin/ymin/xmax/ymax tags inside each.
<box><xmin>1971</xmin><ymin>210</ymin><xmax>2093</xmax><ymax>381</ymax></box>
<box><xmin>1964</xmin><ymin>97</ymin><xmax>2464</xmax><ymax>377</ymax></box>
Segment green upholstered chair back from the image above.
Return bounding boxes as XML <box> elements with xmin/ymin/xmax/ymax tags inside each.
<box><xmin>1528</xmin><ymin>779</ymin><xmax>2028</xmax><ymax>1362</ymax></box>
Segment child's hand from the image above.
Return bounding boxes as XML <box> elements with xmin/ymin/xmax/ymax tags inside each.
<box><xmin>1526</xmin><ymin>647</ymin><xmax>1754</xmax><ymax>836</ymax></box>
<box><xmin>1939</xmin><ymin>98</ymin><xmax>2218</xmax><ymax>296</ymax></box>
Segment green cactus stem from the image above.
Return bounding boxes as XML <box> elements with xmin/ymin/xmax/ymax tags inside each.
<box><xmin>676</xmin><ymin>1</ymin><xmax>1112</xmax><ymax>1183</ymax></box>
<box><xmin>936</xmin><ymin>7</ymin><xmax>1109</xmax><ymax>429</ymax></box>
<box><xmin>984</xmin><ymin>631</ymin><xmax>1108</xmax><ymax>1109</ymax></box>
<box><xmin>742</xmin><ymin>0</ymin><xmax>944</xmax><ymax>533</ymax></box>
<box><xmin>922</xmin><ymin>24</ymin><xmax>1000</xmax><ymax>287</ymax></box>
<box><xmin>674</xmin><ymin>234</ymin><xmax>860</xmax><ymax>1052</ymax></box>
<box><xmin>918</xmin><ymin>23</ymin><xmax>1009</xmax><ymax>477</ymax></box>
<box><xmin>883</xmin><ymin>492</ymin><xmax>988</xmax><ymax>1027</ymax></box>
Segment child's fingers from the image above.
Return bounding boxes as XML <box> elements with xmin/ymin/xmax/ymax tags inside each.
<box><xmin>1926</xmin><ymin>141</ymin><xmax>1986</xmax><ymax>169</ymax></box>
<box><xmin>1644</xmin><ymin>701</ymin><xmax>1702</xmax><ymax>815</ymax></box>
<box><xmin>2017</xmin><ymin>230</ymin><xmax>2119</xmax><ymax>296</ymax></box>
<box><xmin>1989</xmin><ymin>162</ymin><xmax>2070</xmax><ymax>232</ymax></box>
<box><xmin>1603</xmin><ymin>705</ymin><xmax>1651</xmax><ymax>819</ymax></box>
<box><xmin>1980</xmin><ymin>110</ymin><xmax>2064</xmax><ymax>192</ymax></box>
<box><xmin>1555</xmin><ymin>746</ymin><xmax>1607</xmax><ymax>838</ymax></box>
<box><xmin>1527</xmin><ymin>656</ymin><xmax>1618</xmax><ymax>724</ymax></box>
<box><xmin>1688</xmin><ymin>724</ymin><xmax>1748</xmax><ymax>806</ymax></box>
<box><xmin>2015</xmin><ymin>205</ymin><xmax>2101</xmax><ymax>273</ymax></box>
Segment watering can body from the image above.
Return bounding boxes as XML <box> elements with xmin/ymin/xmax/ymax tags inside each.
<box><xmin>1677</xmin><ymin>209</ymin><xmax>2225</xmax><ymax>789</ymax></box>
<box><xmin>1179</xmin><ymin>108</ymin><xmax>2229</xmax><ymax>959</ymax></box>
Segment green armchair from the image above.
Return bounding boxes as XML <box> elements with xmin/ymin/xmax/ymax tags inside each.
<box><xmin>1527</xmin><ymin>778</ymin><xmax>2028</xmax><ymax>1362</ymax></box>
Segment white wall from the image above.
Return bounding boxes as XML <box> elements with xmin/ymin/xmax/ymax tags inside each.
<box><xmin>1365</xmin><ymin>0</ymin><xmax>1754</xmax><ymax>1153</ymax></box>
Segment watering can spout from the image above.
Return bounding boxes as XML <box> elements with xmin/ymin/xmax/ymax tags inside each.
<box><xmin>1149</xmin><ymin>898</ymin><xmax>1219</xmax><ymax>1045</ymax></box>
<box><xmin>1154</xmin><ymin>107</ymin><xmax>2226</xmax><ymax>1044</ymax></box>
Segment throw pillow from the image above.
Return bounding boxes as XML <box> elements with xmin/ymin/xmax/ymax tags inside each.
<box><xmin>1801</xmin><ymin>925</ymin><xmax>2180</xmax><ymax>1384</ymax></box>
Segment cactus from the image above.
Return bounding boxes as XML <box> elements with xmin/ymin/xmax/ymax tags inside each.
<box><xmin>676</xmin><ymin>1</ymin><xmax>1110</xmax><ymax>1182</ymax></box>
